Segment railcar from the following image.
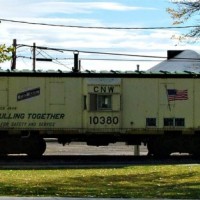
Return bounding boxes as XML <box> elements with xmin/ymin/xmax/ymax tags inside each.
<box><xmin>0</xmin><ymin>67</ymin><xmax>199</xmax><ymax>157</ymax></box>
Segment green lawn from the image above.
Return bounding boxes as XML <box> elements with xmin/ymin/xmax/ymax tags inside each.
<box><xmin>0</xmin><ymin>165</ymin><xmax>199</xmax><ymax>198</ymax></box>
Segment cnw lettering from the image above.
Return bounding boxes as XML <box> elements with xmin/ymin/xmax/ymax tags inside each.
<box><xmin>93</xmin><ymin>86</ymin><xmax>114</xmax><ymax>93</ymax></box>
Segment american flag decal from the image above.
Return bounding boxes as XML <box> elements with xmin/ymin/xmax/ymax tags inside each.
<box><xmin>167</xmin><ymin>89</ymin><xmax>188</xmax><ymax>101</ymax></box>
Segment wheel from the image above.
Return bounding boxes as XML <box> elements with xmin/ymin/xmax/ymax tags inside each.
<box><xmin>191</xmin><ymin>137</ymin><xmax>200</xmax><ymax>157</ymax></box>
<box><xmin>147</xmin><ymin>138</ymin><xmax>171</xmax><ymax>157</ymax></box>
<box><xmin>23</xmin><ymin>136</ymin><xmax>46</xmax><ymax>157</ymax></box>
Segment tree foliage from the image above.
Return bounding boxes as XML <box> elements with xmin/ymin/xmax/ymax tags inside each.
<box><xmin>167</xmin><ymin>0</ymin><xmax>200</xmax><ymax>42</ymax></box>
<box><xmin>0</xmin><ymin>44</ymin><xmax>13</xmax><ymax>63</ymax></box>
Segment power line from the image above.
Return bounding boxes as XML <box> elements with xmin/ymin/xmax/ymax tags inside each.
<box><xmin>62</xmin><ymin>58</ymin><xmax>164</xmax><ymax>62</ymax></box>
<box><xmin>18</xmin><ymin>44</ymin><xmax>168</xmax><ymax>59</ymax></box>
<box><xmin>0</xmin><ymin>18</ymin><xmax>199</xmax><ymax>30</ymax></box>
<box><xmin>39</xmin><ymin>49</ymin><xmax>71</xmax><ymax>70</ymax></box>
<box><xmin>17</xmin><ymin>55</ymin><xmax>200</xmax><ymax>63</ymax></box>
<box><xmin>17</xmin><ymin>56</ymin><xmax>163</xmax><ymax>62</ymax></box>
<box><xmin>19</xmin><ymin>44</ymin><xmax>200</xmax><ymax>61</ymax></box>
<box><xmin>16</xmin><ymin>44</ymin><xmax>200</xmax><ymax>62</ymax></box>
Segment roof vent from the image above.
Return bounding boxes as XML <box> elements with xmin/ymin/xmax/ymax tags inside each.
<box><xmin>167</xmin><ymin>50</ymin><xmax>183</xmax><ymax>60</ymax></box>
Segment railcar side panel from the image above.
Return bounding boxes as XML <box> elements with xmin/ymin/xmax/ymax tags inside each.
<box><xmin>158</xmin><ymin>78</ymin><xmax>193</xmax><ymax>130</ymax></box>
<box><xmin>0</xmin><ymin>75</ymin><xmax>198</xmax><ymax>134</ymax></box>
<box><xmin>0</xmin><ymin>72</ymin><xmax>199</xmax><ymax>156</ymax></box>
<box><xmin>0</xmin><ymin>76</ymin><xmax>83</xmax><ymax>131</ymax></box>
<box><xmin>194</xmin><ymin>79</ymin><xmax>200</xmax><ymax>129</ymax></box>
<box><xmin>45</xmin><ymin>77</ymin><xmax>83</xmax><ymax>129</ymax></box>
<box><xmin>122</xmin><ymin>78</ymin><xmax>159</xmax><ymax>129</ymax></box>
<box><xmin>122</xmin><ymin>77</ymin><xmax>194</xmax><ymax>133</ymax></box>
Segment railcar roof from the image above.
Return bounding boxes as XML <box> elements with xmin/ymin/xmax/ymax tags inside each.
<box><xmin>0</xmin><ymin>68</ymin><xmax>200</xmax><ymax>78</ymax></box>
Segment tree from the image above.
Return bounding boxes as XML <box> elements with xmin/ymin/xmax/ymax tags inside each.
<box><xmin>167</xmin><ymin>1</ymin><xmax>200</xmax><ymax>42</ymax></box>
<box><xmin>0</xmin><ymin>44</ymin><xmax>13</xmax><ymax>63</ymax></box>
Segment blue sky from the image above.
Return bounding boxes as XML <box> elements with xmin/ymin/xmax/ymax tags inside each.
<box><xmin>0</xmin><ymin>0</ymin><xmax>198</xmax><ymax>71</ymax></box>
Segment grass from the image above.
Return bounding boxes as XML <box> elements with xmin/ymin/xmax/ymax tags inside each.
<box><xmin>0</xmin><ymin>165</ymin><xmax>199</xmax><ymax>198</ymax></box>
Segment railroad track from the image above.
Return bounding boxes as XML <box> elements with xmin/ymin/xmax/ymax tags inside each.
<box><xmin>0</xmin><ymin>155</ymin><xmax>199</xmax><ymax>169</ymax></box>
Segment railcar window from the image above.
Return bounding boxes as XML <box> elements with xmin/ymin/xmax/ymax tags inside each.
<box><xmin>98</xmin><ymin>95</ymin><xmax>112</xmax><ymax>110</ymax></box>
<box><xmin>175</xmin><ymin>118</ymin><xmax>185</xmax><ymax>126</ymax></box>
<box><xmin>146</xmin><ymin>118</ymin><xmax>156</xmax><ymax>127</ymax></box>
<box><xmin>163</xmin><ymin>118</ymin><xmax>185</xmax><ymax>127</ymax></box>
<box><xmin>164</xmin><ymin>118</ymin><xmax>174</xmax><ymax>126</ymax></box>
<box><xmin>89</xmin><ymin>94</ymin><xmax>112</xmax><ymax>111</ymax></box>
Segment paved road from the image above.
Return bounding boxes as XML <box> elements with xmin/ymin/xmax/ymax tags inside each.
<box><xmin>44</xmin><ymin>140</ymin><xmax>189</xmax><ymax>156</ymax></box>
<box><xmin>44</xmin><ymin>141</ymin><xmax>148</xmax><ymax>156</ymax></box>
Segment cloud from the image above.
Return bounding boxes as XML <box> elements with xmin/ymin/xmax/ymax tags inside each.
<box><xmin>0</xmin><ymin>16</ymin><xmax>181</xmax><ymax>72</ymax></box>
<box><xmin>0</xmin><ymin>1</ymin><xmax>156</xmax><ymax>17</ymax></box>
<box><xmin>34</xmin><ymin>2</ymin><xmax>152</xmax><ymax>14</ymax></box>
<box><xmin>0</xmin><ymin>0</ymin><xmax>196</xmax><ymax>72</ymax></box>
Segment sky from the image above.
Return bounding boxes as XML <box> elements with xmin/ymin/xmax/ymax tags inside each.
<box><xmin>0</xmin><ymin>0</ymin><xmax>199</xmax><ymax>72</ymax></box>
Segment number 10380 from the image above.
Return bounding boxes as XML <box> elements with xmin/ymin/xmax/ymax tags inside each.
<box><xmin>89</xmin><ymin>116</ymin><xmax>119</xmax><ymax>125</ymax></box>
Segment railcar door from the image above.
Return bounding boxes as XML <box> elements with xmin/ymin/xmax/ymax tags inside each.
<box><xmin>83</xmin><ymin>78</ymin><xmax>121</xmax><ymax>134</ymax></box>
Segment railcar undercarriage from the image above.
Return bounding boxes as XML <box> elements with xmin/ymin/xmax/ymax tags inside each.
<box><xmin>147</xmin><ymin>135</ymin><xmax>200</xmax><ymax>157</ymax></box>
<box><xmin>0</xmin><ymin>131</ymin><xmax>199</xmax><ymax>157</ymax></box>
<box><xmin>0</xmin><ymin>133</ymin><xmax>46</xmax><ymax>157</ymax></box>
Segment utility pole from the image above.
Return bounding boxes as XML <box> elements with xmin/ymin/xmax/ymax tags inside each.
<box><xmin>33</xmin><ymin>43</ymin><xmax>36</xmax><ymax>71</ymax></box>
<box><xmin>11</xmin><ymin>39</ymin><xmax>17</xmax><ymax>70</ymax></box>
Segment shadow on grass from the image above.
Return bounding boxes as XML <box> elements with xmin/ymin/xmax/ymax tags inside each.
<box><xmin>0</xmin><ymin>170</ymin><xmax>199</xmax><ymax>198</ymax></box>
